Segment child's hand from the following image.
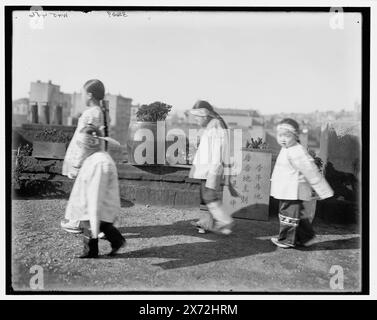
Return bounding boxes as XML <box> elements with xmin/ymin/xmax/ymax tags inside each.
<box><xmin>68</xmin><ymin>172</ymin><xmax>77</xmax><ymax>179</ymax></box>
<box><xmin>68</xmin><ymin>167</ymin><xmax>79</xmax><ymax>179</ymax></box>
<box><xmin>228</xmin><ymin>183</ymin><xmax>241</xmax><ymax>198</ymax></box>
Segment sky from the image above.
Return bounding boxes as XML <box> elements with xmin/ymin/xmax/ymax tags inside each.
<box><xmin>12</xmin><ymin>10</ymin><xmax>362</xmax><ymax>115</ymax></box>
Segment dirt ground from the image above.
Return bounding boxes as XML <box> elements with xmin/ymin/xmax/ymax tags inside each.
<box><xmin>11</xmin><ymin>198</ymin><xmax>361</xmax><ymax>293</ymax></box>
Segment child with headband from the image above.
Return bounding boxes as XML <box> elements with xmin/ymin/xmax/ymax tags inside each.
<box><xmin>189</xmin><ymin>100</ymin><xmax>238</xmax><ymax>235</ymax></box>
<box><xmin>270</xmin><ymin>118</ymin><xmax>333</xmax><ymax>248</ymax></box>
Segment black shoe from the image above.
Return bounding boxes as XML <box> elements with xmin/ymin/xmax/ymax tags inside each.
<box><xmin>79</xmin><ymin>238</ymin><xmax>99</xmax><ymax>258</ymax></box>
<box><xmin>79</xmin><ymin>252</ymin><xmax>99</xmax><ymax>259</ymax></box>
<box><xmin>108</xmin><ymin>238</ymin><xmax>126</xmax><ymax>256</ymax></box>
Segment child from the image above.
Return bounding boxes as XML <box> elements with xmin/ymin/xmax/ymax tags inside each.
<box><xmin>65</xmin><ymin>124</ymin><xmax>125</xmax><ymax>258</ymax></box>
<box><xmin>189</xmin><ymin>100</ymin><xmax>238</xmax><ymax>235</ymax></box>
<box><xmin>61</xmin><ymin>79</ymin><xmax>106</xmax><ymax>233</ymax></box>
<box><xmin>270</xmin><ymin>118</ymin><xmax>333</xmax><ymax>248</ymax></box>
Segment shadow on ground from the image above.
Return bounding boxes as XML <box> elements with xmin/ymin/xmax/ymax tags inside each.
<box><xmin>296</xmin><ymin>236</ymin><xmax>360</xmax><ymax>251</ymax></box>
<box><xmin>120</xmin><ymin>199</ymin><xmax>134</xmax><ymax>208</ymax></box>
<box><xmin>105</xmin><ymin>219</ymin><xmax>360</xmax><ymax>270</ymax></box>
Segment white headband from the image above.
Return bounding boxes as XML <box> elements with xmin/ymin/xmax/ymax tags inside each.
<box><xmin>277</xmin><ymin>123</ymin><xmax>299</xmax><ymax>136</ymax></box>
<box><xmin>190</xmin><ymin>108</ymin><xmax>211</xmax><ymax>117</ymax></box>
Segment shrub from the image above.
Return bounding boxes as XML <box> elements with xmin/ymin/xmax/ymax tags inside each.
<box><xmin>246</xmin><ymin>137</ymin><xmax>268</xmax><ymax>150</ymax></box>
<box><xmin>136</xmin><ymin>101</ymin><xmax>172</xmax><ymax>122</ymax></box>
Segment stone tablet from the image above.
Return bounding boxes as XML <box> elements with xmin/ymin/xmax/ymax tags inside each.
<box><xmin>223</xmin><ymin>149</ymin><xmax>272</xmax><ymax>221</ymax></box>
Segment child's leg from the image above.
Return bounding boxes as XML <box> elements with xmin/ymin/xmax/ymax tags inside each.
<box><xmin>296</xmin><ymin>202</ymin><xmax>316</xmax><ymax>244</ymax></box>
<box><xmin>207</xmin><ymin>202</ymin><xmax>233</xmax><ymax>226</ymax></box>
<box><xmin>99</xmin><ymin>221</ymin><xmax>125</xmax><ymax>255</ymax></box>
<box><xmin>192</xmin><ymin>206</ymin><xmax>214</xmax><ymax>232</ymax></box>
<box><xmin>193</xmin><ymin>182</ymin><xmax>215</xmax><ymax>231</ymax></box>
<box><xmin>79</xmin><ymin>221</ymin><xmax>98</xmax><ymax>258</ymax></box>
<box><xmin>277</xmin><ymin>200</ymin><xmax>301</xmax><ymax>246</ymax></box>
<box><xmin>201</xmin><ymin>182</ymin><xmax>233</xmax><ymax>226</ymax></box>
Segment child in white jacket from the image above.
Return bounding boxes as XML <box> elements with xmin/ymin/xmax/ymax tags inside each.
<box><xmin>270</xmin><ymin>118</ymin><xmax>333</xmax><ymax>248</ymax></box>
<box><xmin>189</xmin><ymin>100</ymin><xmax>238</xmax><ymax>235</ymax></box>
<box><xmin>65</xmin><ymin>124</ymin><xmax>125</xmax><ymax>258</ymax></box>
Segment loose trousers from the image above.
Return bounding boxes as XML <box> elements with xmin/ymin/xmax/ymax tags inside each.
<box><xmin>198</xmin><ymin>181</ymin><xmax>233</xmax><ymax>229</ymax></box>
<box><xmin>277</xmin><ymin>200</ymin><xmax>315</xmax><ymax>246</ymax></box>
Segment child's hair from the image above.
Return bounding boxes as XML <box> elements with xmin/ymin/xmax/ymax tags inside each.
<box><xmin>84</xmin><ymin>79</ymin><xmax>105</xmax><ymax>101</ymax></box>
<box><xmin>278</xmin><ymin>118</ymin><xmax>300</xmax><ymax>131</ymax></box>
<box><xmin>278</xmin><ymin>118</ymin><xmax>301</xmax><ymax>142</ymax></box>
<box><xmin>192</xmin><ymin>100</ymin><xmax>228</xmax><ymax>129</ymax></box>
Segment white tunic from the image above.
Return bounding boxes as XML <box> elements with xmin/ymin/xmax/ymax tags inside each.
<box><xmin>65</xmin><ymin>151</ymin><xmax>121</xmax><ymax>236</ymax></box>
<box><xmin>270</xmin><ymin>144</ymin><xmax>333</xmax><ymax>200</ymax></box>
<box><xmin>189</xmin><ymin>119</ymin><xmax>230</xmax><ymax>190</ymax></box>
<box><xmin>62</xmin><ymin>106</ymin><xmax>104</xmax><ymax>177</ymax></box>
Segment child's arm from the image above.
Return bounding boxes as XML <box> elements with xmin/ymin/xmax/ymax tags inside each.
<box><xmin>205</xmin><ymin>128</ymin><xmax>225</xmax><ymax>190</ymax></box>
<box><xmin>289</xmin><ymin>147</ymin><xmax>334</xmax><ymax>200</ymax></box>
<box><xmin>63</xmin><ymin>108</ymin><xmax>104</xmax><ymax>176</ymax></box>
<box><xmin>86</xmin><ymin>162</ymin><xmax>109</xmax><ymax>238</ymax></box>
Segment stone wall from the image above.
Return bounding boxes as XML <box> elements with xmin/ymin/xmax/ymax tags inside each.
<box><xmin>12</xmin><ymin>124</ymin><xmax>125</xmax><ymax>162</ymax></box>
<box><xmin>317</xmin><ymin>121</ymin><xmax>361</xmax><ymax>224</ymax></box>
<box><xmin>319</xmin><ymin>121</ymin><xmax>361</xmax><ymax>177</ymax></box>
<box><xmin>13</xmin><ymin>157</ymin><xmax>201</xmax><ymax>207</ymax></box>
<box><xmin>12</xmin><ymin>150</ymin><xmax>359</xmax><ymax>224</ymax></box>
<box><xmin>12</xmin><ymin>124</ymin><xmax>76</xmax><ymax>150</ymax></box>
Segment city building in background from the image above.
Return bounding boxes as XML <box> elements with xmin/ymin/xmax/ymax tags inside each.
<box><xmin>12</xmin><ymin>98</ymin><xmax>29</xmax><ymax>126</ymax></box>
<box><xmin>105</xmin><ymin>93</ymin><xmax>133</xmax><ymax>145</ymax></box>
<box><xmin>28</xmin><ymin>80</ymin><xmax>71</xmax><ymax>125</ymax></box>
<box><xmin>13</xmin><ymin>80</ymin><xmax>137</xmax><ymax>147</ymax></box>
<box><xmin>69</xmin><ymin>91</ymin><xmax>83</xmax><ymax>121</ymax></box>
<box><xmin>215</xmin><ymin>108</ymin><xmax>265</xmax><ymax>148</ymax></box>
<box><xmin>13</xmin><ymin>80</ymin><xmax>361</xmax><ymax>160</ymax></box>
<box><xmin>184</xmin><ymin>107</ymin><xmax>265</xmax><ymax>149</ymax></box>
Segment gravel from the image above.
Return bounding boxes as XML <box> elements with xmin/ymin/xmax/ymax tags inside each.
<box><xmin>11</xmin><ymin>199</ymin><xmax>361</xmax><ymax>292</ymax></box>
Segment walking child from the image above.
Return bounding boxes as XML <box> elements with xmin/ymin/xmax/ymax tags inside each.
<box><xmin>270</xmin><ymin>118</ymin><xmax>333</xmax><ymax>248</ymax></box>
<box><xmin>61</xmin><ymin>79</ymin><xmax>106</xmax><ymax>233</ymax></box>
<box><xmin>189</xmin><ymin>100</ymin><xmax>238</xmax><ymax>235</ymax></box>
<box><xmin>65</xmin><ymin>124</ymin><xmax>126</xmax><ymax>258</ymax></box>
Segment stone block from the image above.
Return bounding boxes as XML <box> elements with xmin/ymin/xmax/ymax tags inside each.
<box><xmin>318</xmin><ymin>121</ymin><xmax>360</xmax><ymax>223</ymax></box>
<box><xmin>319</xmin><ymin>121</ymin><xmax>361</xmax><ymax>176</ymax></box>
<box><xmin>162</xmin><ymin>174</ymin><xmax>186</xmax><ymax>182</ymax></box>
<box><xmin>32</xmin><ymin>141</ymin><xmax>67</xmax><ymax>159</ymax></box>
